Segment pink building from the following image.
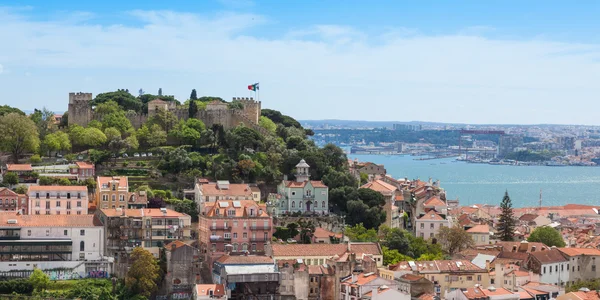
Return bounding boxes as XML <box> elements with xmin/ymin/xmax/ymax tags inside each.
<box><xmin>0</xmin><ymin>188</ymin><xmax>27</xmax><ymax>213</ymax></box>
<box><xmin>198</xmin><ymin>200</ymin><xmax>272</xmax><ymax>257</ymax></box>
<box><xmin>27</xmin><ymin>186</ymin><xmax>89</xmax><ymax>215</ymax></box>
<box><xmin>70</xmin><ymin>161</ymin><xmax>95</xmax><ymax>180</ymax></box>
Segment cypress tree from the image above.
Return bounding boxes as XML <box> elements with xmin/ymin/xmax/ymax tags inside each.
<box><xmin>190</xmin><ymin>89</ymin><xmax>198</xmax><ymax>100</ymax></box>
<box><xmin>498</xmin><ymin>191</ymin><xmax>516</xmax><ymax>241</ymax></box>
<box><xmin>189</xmin><ymin>100</ymin><xmax>198</xmax><ymax>118</ymax></box>
<box><xmin>158</xmin><ymin>88</ymin><xmax>163</xmax><ymax>96</ymax></box>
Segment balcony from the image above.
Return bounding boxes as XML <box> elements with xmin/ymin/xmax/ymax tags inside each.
<box><xmin>211</xmin><ymin>226</ymin><xmax>233</xmax><ymax>231</ymax></box>
<box><xmin>303</xmin><ymin>195</ymin><xmax>315</xmax><ymax>200</ymax></box>
<box><xmin>249</xmin><ymin>225</ymin><xmax>272</xmax><ymax>231</ymax></box>
<box><xmin>250</xmin><ymin>237</ymin><xmax>269</xmax><ymax>242</ymax></box>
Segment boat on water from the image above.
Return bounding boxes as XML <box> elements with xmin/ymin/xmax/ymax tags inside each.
<box><xmin>546</xmin><ymin>161</ymin><xmax>567</xmax><ymax>166</ymax></box>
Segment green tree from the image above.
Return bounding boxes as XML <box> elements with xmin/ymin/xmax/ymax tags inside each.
<box><xmin>382</xmin><ymin>246</ymin><xmax>412</xmax><ymax>265</ymax></box>
<box><xmin>125</xmin><ymin>247</ymin><xmax>160</xmax><ymax>297</ymax></box>
<box><xmin>259</xmin><ymin>116</ymin><xmax>277</xmax><ymax>134</ymax></box>
<box><xmin>42</xmin><ymin>131</ymin><xmax>71</xmax><ymax>155</ymax></box>
<box><xmin>437</xmin><ymin>226</ymin><xmax>475</xmax><ymax>256</ymax></box>
<box><xmin>29</xmin><ymin>107</ymin><xmax>56</xmax><ymax>139</ymax></box>
<box><xmin>344</xmin><ymin>223</ymin><xmax>378</xmax><ymax>242</ymax></box>
<box><xmin>358</xmin><ymin>188</ymin><xmax>386</xmax><ymax>207</ymax></box>
<box><xmin>0</xmin><ymin>113</ymin><xmax>40</xmax><ymax>163</ymax></box>
<box><xmin>14</xmin><ymin>185</ymin><xmax>28</xmax><ymax>194</ymax></box>
<box><xmin>189</xmin><ymin>99</ymin><xmax>198</xmax><ymax>118</ymax></box>
<box><xmin>29</xmin><ymin>154</ymin><xmax>42</xmax><ymax>164</ymax></box>
<box><xmin>528</xmin><ymin>227</ymin><xmax>566</xmax><ymax>247</ymax></box>
<box><xmin>359</xmin><ymin>173</ymin><xmax>369</xmax><ymax>185</ymax></box>
<box><xmin>158</xmin><ymin>147</ymin><xmax>193</xmax><ymax>173</ymax></box>
<box><xmin>190</xmin><ymin>89</ymin><xmax>198</xmax><ymax>100</ymax></box>
<box><xmin>58</xmin><ymin>178</ymin><xmax>71</xmax><ymax>186</ymax></box>
<box><xmin>104</xmin><ymin>127</ymin><xmax>121</xmax><ymax>141</ymax></box>
<box><xmin>0</xmin><ymin>105</ymin><xmax>25</xmax><ymax>116</ymax></box>
<box><xmin>95</xmin><ymin>100</ymin><xmax>121</xmax><ymax>115</ymax></box>
<box><xmin>158</xmin><ymin>88</ymin><xmax>163</xmax><ymax>96</ymax></box>
<box><xmin>38</xmin><ymin>176</ymin><xmax>55</xmax><ymax>185</ymax></box>
<box><xmin>29</xmin><ymin>268</ymin><xmax>50</xmax><ymax>293</ymax></box>
<box><xmin>147</xmin><ymin>124</ymin><xmax>168</xmax><ymax>147</ymax></box>
<box><xmin>3</xmin><ymin>172</ymin><xmax>18</xmax><ymax>185</ymax></box>
<box><xmin>322</xmin><ymin>169</ymin><xmax>357</xmax><ymax>189</ymax></box>
<box><xmin>497</xmin><ymin>191</ymin><xmax>516</xmax><ymax>241</ymax></box>
<box><xmin>93</xmin><ymin>90</ymin><xmax>142</xmax><ymax>112</ymax></box>
<box><xmin>102</xmin><ymin>112</ymin><xmax>133</xmax><ymax>133</ymax></box>
<box><xmin>148</xmin><ymin>108</ymin><xmax>178</xmax><ymax>132</ymax></box>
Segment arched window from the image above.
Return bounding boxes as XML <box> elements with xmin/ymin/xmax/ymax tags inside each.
<box><xmin>281</xmin><ymin>201</ymin><xmax>285</xmax><ymax>207</ymax></box>
<box><xmin>80</xmin><ymin>241</ymin><xmax>85</xmax><ymax>251</ymax></box>
<box><xmin>292</xmin><ymin>201</ymin><xmax>295</xmax><ymax>208</ymax></box>
<box><xmin>233</xmin><ymin>244</ymin><xmax>238</xmax><ymax>251</ymax></box>
<box><xmin>242</xmin><ymin>243</ymin><xmax>248</xmax><ymax>251</ymax></box>
<box><xmin>322</xmin><ymin>201</ymin><xmax>326</xmax><ymax>208</ymax></box>
<box><xmin>300</xmin><ymin>202</ymin><xmax>303</xmax><ymax>209</ymax></box>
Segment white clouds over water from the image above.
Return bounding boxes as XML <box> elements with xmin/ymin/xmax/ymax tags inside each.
<box><xmin>1</xmin><ymin>7</ymin><xmax>600</xmax><ymax>124</ymax></box>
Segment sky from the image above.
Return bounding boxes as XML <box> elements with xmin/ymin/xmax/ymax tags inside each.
<box><xmin>1</xmin><ymin>1</ymin><xmax>600</xmax><ymax>124</ymax></box>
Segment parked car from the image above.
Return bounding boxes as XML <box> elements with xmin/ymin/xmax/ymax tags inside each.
<box><xmin>147</xmin><ymin>152</ymin><xmax>153</xmax><ymax>157</ymax></box>
<box><xmin>122</xmin><ymin>153</ymin><xmax>128</xmax><ymax>158</ymax></box>
<box><xmin>133</xmin><ymin>153</ymin><xmax>140</xmax><ymax>157</ymax></box>
<box><xmin>286</xmin><ymin>238</ymin><xmax>297</xmax><ymax>244</ymax></box>
<box><xmin>141</xmin><ymin>153</ymin><xmax>147</xmax><ymax>157</ymax></box>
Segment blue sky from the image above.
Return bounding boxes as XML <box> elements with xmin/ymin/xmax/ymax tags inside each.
<box><xmin>1</xmin><ymin>1</ymin><xmax>600</xmax><ymax>124</ymax></box>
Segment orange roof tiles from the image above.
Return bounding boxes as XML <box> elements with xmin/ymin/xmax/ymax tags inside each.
<box><xmin>284</xmin><ymin>180</ymin><xmax>327</xmax><ymax>188</ymax></box>
<box><xmin>28</xmin><ymin>185</ymin><xmax>88</xmax><ymax>192</ymax></box>
<box><xmin>423</xmin><ymin>196</ymin><xmax>446</xmax><ymax>207</ymax></box>
<box><xmin>6</xmin><ymin>164</ymin><xmax>32</xmax><ymax>172</ymax></box>
<box><xmin>506</xmin><ymin>269</ymin><xmax>530</xmax><ymax>277</ymax></box>
<box><xmin>558</xmin><ymin>247</ymin><xmax>600</xmax><ymax>256</ymax></box>
<box><xmin>0</xmin><ymin>212</ymin><xmax>99</xmax><ymax>227</ymax></box>
<box><xmin>100</xmin><ymin>208</ymin><xmax>186</xmax><ymax>218</ymax></box>
<box><xmin>399</xmin><ymin>274</ymin><xmax>425</xmax><ymax>281</ymax></box>
<box><xmin>271</xmin><ymin>243</ymin><xmax>381</xmax><ymax>257</ymax></box>
<box><xmin>216</xmin><ymin>255</ymin><xmax>274</xmax><ymax>265</ymax></box>
<box><xmin>418</xmin><ymin>293</ymin><xmax>435</xmax><ymax>300</ymax></box>
<box><xmin>530</xmin><ymin>249</ymin><xmax>567</xmax><ymax>263</ymax></box>
<box><xmin>165</xmin><ymin>240</ymin><xmax>192</xmax><ymax>251</ymax></box>
<box><xmin>204</xmin><ymin>200</ymin><xmax>268</xmax><ymax>217</ymax></box>
<box><xmin>360</xmin><ymin>180</ymin><xmax>397</xmax><ymax>195</ymax></box>
<box><xmin>519</xmin><ymin>291</ymin><xmax>535</xmax><ymax>299</ymax></box>
<box><xmin>0</xmin><ymin>188</ymin><xmax>18</xmax><ymax>197</ymax></box>
<box><xmin>200</xmin><ymin>182</ymin><xmax>253</xmax><ymax>197</ymax></box>
<box><xmin>313</xmin><ymin>227</ymin><xmax>342</xmax><ymax>239</ymax></box>
<box><xmin>97</xmin><ymin>176</ymin><xmax>128</xmax><ymax>188</ymax></box>
<box><xmin>341</xmin><ymin>273</ymin><xmax>379</xmax><ymax>286</ymax></box>
<box><xmin>308</xmin><ymin>265</ymin><xmax>324</xmax><ymax>274</ymax></box>
<box><xmin>466</xmin><ymin>224</ymin><xmax>490</xmax><ymax>233</ymax></box>
<box><xmin>196</xmin><ymin>284</ymin><xmax>225</xmax><ymax>296</ymax></box>
<box><xmin>418</xmin><ymin>212</ymin><xmax>445</xmax><ymax>221</ymax></box>
<box><xmin>75</xmin><ymin>161</ymin><xmax>94</xmax><ymax>169</ymax></box>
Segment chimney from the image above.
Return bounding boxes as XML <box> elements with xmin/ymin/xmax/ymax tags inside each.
<box><xmin>372</xmin><ymin>288</ymin><xmax>378</xmax><ymax>300</ymax></box>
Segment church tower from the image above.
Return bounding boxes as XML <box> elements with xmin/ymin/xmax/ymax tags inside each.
<box><xmin>295</xmin><ymin>159</ymin><xmax>310</xmax><ymax>182</ymax></box>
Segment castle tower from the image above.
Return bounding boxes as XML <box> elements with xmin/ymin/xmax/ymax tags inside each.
<box><xmin>68</xmin><ymin>92</ymin><xmax>93</xmax><ymax>127</ymax></box>
<box><xmin>295</xmin><ymin>159</ymin><xmax>310</xmax><ymax>182</ymax></box>
<box><xmin>233</xmin><ymin>97</ymin><xmax>261</xmax><ymax>124</ymax></box>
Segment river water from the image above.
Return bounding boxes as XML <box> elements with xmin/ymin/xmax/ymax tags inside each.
<box><xmin>347</xmin><ymin>154</ymin><xmax>600</xmax><ymax>208</ymax></box>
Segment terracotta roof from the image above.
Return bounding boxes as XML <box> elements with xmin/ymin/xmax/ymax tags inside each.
<box><xmin>399</xmin><ymin>274</ymin><xmax>425</xmax><ymax>282</ymax></box>
<box><xmin>0</xmin><ymin>212</ymin><xmax>99</xmax><ymax>227</ymax></box>
<box><xmin>341</xmin><ymin>273</ymin><xmax>379</xmax><ymax>286</ymax></box>
<box><xmin>418</xmin><ymin>293</ymin><xmax>435</xmax><ymax>300</ymax></box>
<box><xmin>558</xmin><ymin>247</ymin><xmax>600</xmax><ymax>257</ymax></box>
<box><xmin>518</xmin><ymin>291</ymin><xmax>535</xmax><ymax>299</ymax></box>
<box><xmin>395</xmin><ymin>194</ymin><xmax>404</xmax><ymax>201</ymax></box>
<box><xmin>75</xmin><ymin>161</ymin><xmax>94</xmax><ymax>169</ymax></box>
<box><xmin>204</xmin><ymin>200</ymin><xmax>268</xmax><ymax>217</ymax></box>
<box><xmin>466</xmin><ymin>224</ymin><xmax>490</xmax><ymax>233</ymax></box>
<box><xmin>435</xmin><ymin>260</ymin><xmax>486</xmax><ymax>272</ymax></box>
<box><xmin>165</xmin><ymin>240</ymin><xmax>192</xmax><ymax>251</ymax></box>
<box><xmin>521</xmin><ymin>287</ymin><xmax>548</xmax><ymax>296</ymax></box>
<box><xmin>313</xmin><ymin>227</ymin><xmax>342</xmax><ymax>239</ymax></box>
<box><xmin>308</xmin><ymin>265</ymin><xmax>324</xmax><ymax>274</ymax></box>
<box><xmin>565</xmin><ymin>291</ymin><xmax>600</xmax><ymax>300</ymax></box>
<box><xmin>6</xmin><ymin>164</ymin><xmax>32</xmax><ymax>172</ymax></box>
<box><xmin>216</xmin><ymin>255</ymin><xmax>274</xmax><ymax>265</ymax></box>
<box><xmin>200</xmin><ymin>182</ymin><xmax>253</xmax><ymax>197</ymax></box>
<box><xmin>99</xmin><ymin>208</ymin><xmax>186</xmax><ymax>218</ymax></box>
<box><xmin>360</xmin><ymin>180</ymin><xmax>397</xmax><ymax>195</ymax></box>
<box><xmin>418</xmin><ymin>212</ymin><xmax>445</xmax><ymax>221</ymax></box>
<box><xmin>530</xmin><ymin>249</ymin><xmax>567</xmax><ymax>264</ymax></box>
<box><xmin>195</xmin><ymin>284</ymin><xmax>225</xmax><ymax>297</ymax></box>
<box><xmin>271</xmin><ymin>243</ymin><xmax>382</xmax><ymax>257</ymax></box>
<box><xmin>506</xmin><ymin>269</ymin><xmax>530</xmax><ymax>277</ymax></box>
<box><xmin>494</xmin><ymin>241</ymin><xmax>548</xmax><ymax>253</ymax></box>
<box><xmin>519</xmin><ymin>213</ymin><xmax>538</xmax><ymax>222</ymax></box>
<box><xmin>284</xmin><ymin>180</ymin><xmax>327</xmax><ymax>188</ymax></box>
<box><xmin>97</xmin><ymin>176</ymin><xmax>128</xmax><ymax>188</ymax></box>
<box><xmin>28</xmin><ymin>185</ymin><xmax>88</xmax><ymax>192</ymax></box>
<box><xmin>423</xmin><ymin>196</ymin><xmax>445</xmax><ymax>207</ymax></box>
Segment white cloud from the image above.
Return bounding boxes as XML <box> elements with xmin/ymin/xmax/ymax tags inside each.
<box><xmin>1</xmin><ymin>8</ymin><xmax>600</xmax><ymax>124</ymax></box>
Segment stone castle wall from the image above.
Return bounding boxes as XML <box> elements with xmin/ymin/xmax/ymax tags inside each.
<box><xmin>67</xmin><ymin>93</ymin><xmax>266</xmax><ymax>134</ymax></box>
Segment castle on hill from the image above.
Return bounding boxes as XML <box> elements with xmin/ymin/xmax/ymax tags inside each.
<box><xmin>67</xmin><ymin>92</ymin><xmax>266</xmax><ymax>133</ymax></box>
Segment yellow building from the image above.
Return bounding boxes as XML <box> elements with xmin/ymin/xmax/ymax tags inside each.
<box><xmin>96</xmin><ymin>176</ymin><xmax>129</xmax><ymax>210</ymax></box>
<box><xmin>269</xmin><ymin>242</ymin><xmax>383</xmax><ymax>267</ymax></box>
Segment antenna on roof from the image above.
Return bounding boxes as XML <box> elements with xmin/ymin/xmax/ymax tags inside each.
<box><xmin>539</xmin><ymin>189</ymin><xmax>542</xmax><ymax>209</ymax></box>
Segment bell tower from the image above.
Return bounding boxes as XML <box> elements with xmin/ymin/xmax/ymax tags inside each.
<box><xmin>295</xmin><ymin>159</ymin><xmax>310</xmax><ymax>182</ymax></box>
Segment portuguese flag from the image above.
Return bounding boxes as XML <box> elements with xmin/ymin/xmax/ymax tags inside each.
<box><xmin>247</xmin><ymin>83</ymin><xmax>259</xmax><ymax>91</ymax></box>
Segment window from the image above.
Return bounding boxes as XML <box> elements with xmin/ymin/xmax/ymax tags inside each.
<box><xmin>27</xmin><ymin>230</ymin><xmax>31</xmax><ymax>236</ymax></box>
<box><xmin>64</xmin><ymin>230</ymin><xmax>68</xmax><ymax>236</ymax></box>
<box><xmin>77</xmin><ymin>211</ymin><xmax>81</xmax><ymax>215</ymax></box>
<box><xmin>322</xmin><ymin>201</ymin><xmax>325</xmax><ymax>208</ymax></box>
<box><xmin>80</xmin><ymin>230</ymin><xmax>85</xmax><ymax>236</ymax></box>
<box><xmin>467</xmin><ymin>276</ymin><xmax>473</xmax><ymax>281</ymax></box>
<box><xmin>66</xmin><ymin>193</ymin><xmax>71</xmax><ymax>199</ymax></box>
<box><xmin>215</xmin><ymin>209</ymin><xmax>220</xmax><ymax>215</ymax></box>
<box><xmin>224</xmin><ymin>233</ymin><xmax>231</xmax><ymax>239</ymax></box>
<box><xmin>67</xmin><ymin>211</ymin><xmax>71</xmax><ymax>215</ymax></box>
<box><xmin>242</xmin><ymin>243</ymin><xmax>248</xmax><ymax>251</ymax></box>
<box><xmin>46</xmin><ymin>193</ymin><xmax>50</xmax><ymax>199</ymax></box>
<box><xmin>67</xmin><ymin>201</ymin><xmax>71</xmax><ymax>209</ymax></box>
<box><xmin>212</xmin><ymin>221</ymin><xmax>216</xmax><ymax>229</ymax></box>
<box><xmin>56</xmin><ymin>201</ymin><xmax>61</xmax><ymax>207</ymax></box>
<box><xmin>243</xmin><ymin>232</ymin><xmax>247</xmax><ymax>239</ymax></box>
<box><xmin>243</xmin><ymin>222</ymin><xmax>247</xmax><ymax>229</ymax></box>
<box><xmin>233</xmin><ymin>221</ymin><xmax>238</xmax><ymax>227</ymax></box>
<box><xmin>46</xmin><ymin>211</ymin><xmax>50</xmax><ymax>215</ymax></box>
<box><xmin>477</xmin><ymin>275</ymin><xmax>481</xmax><ymax>281</ymax></box>
<box><xmin>45</xmin><ymin>202</ymin><xmax>50</xmax><ymax>209</ymax></box>
<box><xmin>80</xmin><ymin>241</ymin><xmax>85</xmax><ymax>251</ymax></box>
<box><xmin>430</xmin><ymin>223</ymin><xmax>434</xmax><ymax>229</ymax></box>
<box><xmin>77</xmin><ymin>193</ymin><xmax>81</xmax><ymax>199</ymax></box>
<box><xmin>77</xmin><ymin>201</ymin><xmax>81</xmax><ymax>207</ymax></box>
<box><xmin>420</xmin><ymin>232</ymin><xmax>424</xmax><ymax>238</ymax></box>
<box><xmin>35</xmin><ymin>193</ymin><xmax>40</xmax><ymax>199</ymax></box>
<box><xmin>46</xmin><ymin>230</ymin><xmax>50</xmax><ymax>236</ymax></box>
<box><xmin>56</xmin><ymin>211</ymin><xmax>61</xmax><ymax>215</ymax></box>
<box><xmin>111</xmin><ymin>195</ymin><xmax>116</xmax><ymax>202</ymax></box>
<box><xmin>430</xmin><ymin>233</ymin><xmax>434</xmax><ymax>238</ymax></box>
<box><xmin>543</xmin><ymin>266</ymin><xmax>546</xmax><ymax>274</ymax></box>
<box><xmin>112</xmin><ymin>184</ymin><xmax>116</xmax><ymax>191</ymax></box>
<box><xmin>119</xmin><ymin>195</ymin><xmax>124</xmax><ymax>202</ymax></box>
<box><xmin>291</xmin><ymin>192</ymin><xmax>296</xmax><ymax>196</ymax></box>
<box><xmin>593</xmin><ymin>265</ymin><xmax>597</xmax><ymax>272</ymax></box>
<box><xmin>292</xmin><ymin>201</ymin><xmax>295</xmax><ymax>208</ymax></box>
<box><xmin>233</xmin><ymin>233</ymin><xmax>238</xmax><ymax>239</ymax></box>
<box><xmin>562</xmin><ymin>264</ymin><xmax>564</xmax><ymax>271</ymax></box>
<box><xmin>233</xmin><ymin>244</ymin><xmax>238</xmax><ymax>251</ymax></box>
<box><xmin>252</xmin><ymin>244</ymin><xmax>256</xmax><ymax>251</ymax></box>
<box><xmin>224</xmin><ymin>221</ymin><xmax>228</xmax><ymax>229</ymax></box>
<box><xmin>420</xmin><ymin>223</ymin><xmax>424</xmax><ymax>229</ymax></box>
<box><xmin>102</xmin><ymin>195</ymin><xmax>108</xmax><ymax>201</ymax></box>
<box><xmin>35</xmin><ymin>201</ymin><xmax>40</xmax><ymax>207</ymax></box>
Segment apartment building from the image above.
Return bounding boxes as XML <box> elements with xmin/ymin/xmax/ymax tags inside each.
<box><xmin>70</xmin><ymin>161</ymin><xmax>95</xmax><ymax>180</ymax></box>
<box><xmin>0</xmin><ymin>187</ymin><xmax>27</xmax><ymax>213</ymax></box>
<box><xmin>361</xmin><ymin>180</ymin><xmax>401</xmax><ymax>229</ymax></box>
<box><xmin>339</xmin><ymin>272</ymin><xmax>402</xmax><ymax>300</ymax></box>
<box><xmin>194</xmin><ymin>179</ymin><xmax>256</xmax><ymax>211</ymax></box>
<box><xmin>27</xmin><ymin>186</ymin><xmax>89</xmax><ymax>215</ymax></box>
<box><xmin>557</xmin><ymin>248</ymin><xmax>600</xmax><ymax>285</ymax></box>
<box><xmin>0</xmin><ymin>212</ymin><xmax>108</xmax><ymax>277</ymax></box>
<box><xmin>199</xmin><ymin>200</ymin><xmax>272</xmax><ymax>256</ymax></box>
<box><xmin>4</xmin><ymin>164</ymin><xmax>35</xmax><ymax>184</ymax></box>
<box><xmin>415</xmin><ymin>212</ymin><xmax>450</xmax><ymax>240</ymax></box>
<box><xmin>95</xmin><ymin>208</ymin><xmax>191</xmax><ymax>276</ymax></box>
<box><xmin>95</xmin><ymin>176</ymin><xmax>129</xmax><ymax>210</ymax></box>
<box><xmin>270</xmin><ymin>243</ymin><xmax>384</xmax><ymax>268</ymax></box>
<box><xmin>526</xmin><ymin>249</ymin><xmax>569</xmax><ymax>286</ymax></box>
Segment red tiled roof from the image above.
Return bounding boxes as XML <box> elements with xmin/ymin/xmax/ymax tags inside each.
<box><xmin>6</xmin><ymin>164</ymin><xmax>32</xmax><ymax>172</ymax></box>
<box><xmin>165</xmin><ymin>240</ymin><xmax>193</xmax><ymax>251</ymax></box>
<box><xmin>399</xmin><ymin>274</ymin><xmax>425</xmax><ymax>282</ymax></box>
<box><xmin>271</xmin><ymin>243</ymin><xmax>381</xmax><ymax>257</ymax></box>
<box><xmin>530</xmin><ymin>249</ymin><xmax>567</xmax><ymax>263</ymax></box>
<box><xmin>100</xmin><ymin>208</ymin><xmax>186</xmax><ymax>218</ymax></box>
<box><xmin>558</xmin><ymin>247</ymin><xmax>600</xmax><ymax>257</ymax></box>
<box><xmin>519</xmin><ymin>214</ymin><xmax>538</xmax><ymax>222</ymax></box>
<box><xmin>196</xmin><ymin>284</ymin><xmax>225</xmax><ymax>296</ymax></box>
<box><xmin>200</xmin><ymin>182</ymin><xmax>253</xmax><ymax>197</ymax></box>
<box><xmin>395</xmin><ymin>194</ymin><xmax>404</xmax><ymax>201</ymax></box>
<box><xmin>360</xmin><ymin>180</ymin><xmax>397</xmax><ymax>195</ymax></box>
<box><xmin>423</xmin><ymin>196</ymin><xmax>445</xmax><ymax>207</ymax></box>
<box><xmin>284</xmin><ymin>180</ymin><xmax>327</xmax><ymax>188</ymax></box>
<box><xmin>308</xmin><ymin>265</ymin><xmax>324</xmax><ymax>274</ymax></box>
<box><xmin>0</xmin><ymin>212</ymin><xmax>99</xmax><ymax>227</ymax></box>
<box><xmin>97</xmin><ymin>176</ymin><xmax>128</xmax><ymax>188</ymax></box>
<box><xmin>467</xmin><ymin>224</ymin><xmax>490</xmax><ymax>233</ymax></box>
<box><xmin>313</xmin><ymin>227</ymin><xmax>342</xmax><ymax>239</ymax></box>
<box><xmin>418</xmin><ymin>293</ymin><xmax>435</xmax><ymax>300</ymax></box>
<box><xmin>216</xmin><ymin>255</ymin><xmax>274</xmax><ymax>265</ymax></box>
<box><xmin>75</xmin><ymin>161</ymin><xmax>94</xmax><ymax>169</ymax></box>
<box><xmin>204</xmin><ymin>200</ymin><xmax>268</xmax><ymax>217</ymax></box>
<box><xmin>0</xmin><ymin>188</ymin><xmax>18</xmax><ymax>197</ymax></box>
<box><xmin>418</xmin><ymin>212</ymin><xmax>445</xmax><ymax>221</ymax></box>
<box><xmin>28</xmin><ymin>185</ymin><xmax>88</xmax><ymax>192</ymax></box>
<box><xmin>341</xmin><ymin>273</ymin><xmax>379</xmax><ymax>286</ymax></box>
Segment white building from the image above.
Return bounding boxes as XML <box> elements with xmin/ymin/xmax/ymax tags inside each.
<box><xmin>526</xmin><ymin>249</ymin><xmax>569</xmax><ymax>286</ymax></box>
<box><xmin>415</xmin><ymin>212</ymin><xmax>450</xmax><ymax>240</ymax></box>
<box><xmin>27</xmin><ymin>185</ymin><xmax>89</xmax><ymax>215</ymax></box>
<box><xmin>0</xmin><ymin>212</ymin><xmax>109</xmax><ymax>277</ymax></box>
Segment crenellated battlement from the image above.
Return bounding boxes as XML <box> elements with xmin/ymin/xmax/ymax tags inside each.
<box><xmin>69</xmin><ymin>92</ymin><xmax>93</xmax><ymax>104</ymax></box>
